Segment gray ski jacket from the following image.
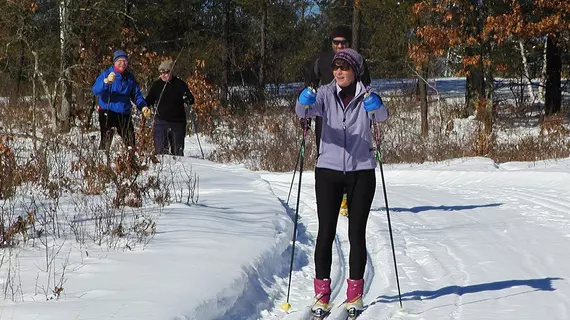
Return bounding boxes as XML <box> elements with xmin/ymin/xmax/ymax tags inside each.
<box><xmin>296</xmin><ymin>81</ymin><xmax>388</xmax><ymax>172</ymax></box>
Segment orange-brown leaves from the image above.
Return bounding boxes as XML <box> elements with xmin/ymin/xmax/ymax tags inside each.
<box><xmin>7</xmin><ymin>0</ymin><xmax>37</xmax><ymax>12</ymax></box>
<box><xmin>483</xmin><ymin>2</ymin><xmax>523</xmax><ymax>44</ymax></box>
<box><xmin>186</xmin><ymin>68</ymin><xmax>223</xmax><ymax>134</ymax></box>
<box><xmin>409</xmin><ymin>0</ymin><xmax>473</xmax><ymax>65</ymax></box>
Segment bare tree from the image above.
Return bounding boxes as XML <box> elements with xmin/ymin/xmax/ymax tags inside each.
<box><xmin>518</xmin><ymin>40</ymin><xmax>535</xmax><ymax>102</ymax></box>
<box><xmin>544</xmin><ymin>35</ymin><xmax>562</xmax><ymax>115</ymax></box>
<box><xmin>58</xmin><ymin>0</ymin><xmax>73</xmax><ymax>132</ymax></box>
<box><xmin>352</xmin><ymin>0</ymin><xmax>361</xmax><ymax>51</ymax></box>
<box><xmin>258</xmin><ymin>0</ymin><xmax>268</xmax><ymax>101</ymax></box>
<box><xmin>220</xmin><ymin>0</ymin><xmax>232</xmax><ymax>106</ymax></box>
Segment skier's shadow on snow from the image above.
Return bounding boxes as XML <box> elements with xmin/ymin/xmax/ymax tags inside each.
<box><xmin>369</xmin><ymin>277</ymin><xmax>562</xmax><ymax>307</ymax></box>
<box><xmin>376</xmin><ymin>202</ymin><xmax>503</xmax><ymax>214</ymax></box>
<box><xmin>279</xmin><ymin>198</ymin><xmax>313</xmax><ymax>246</ymax></box>
<box><xmin>278</xmin><ymin>198</ymin><xmax>314</xmax><ymax>272</ymax></box>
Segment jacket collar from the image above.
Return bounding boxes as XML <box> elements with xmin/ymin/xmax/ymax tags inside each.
<box><xmin>335</xmin><ymin>81</ymin><xmax>365</xmax><ymax>98</ymax></box>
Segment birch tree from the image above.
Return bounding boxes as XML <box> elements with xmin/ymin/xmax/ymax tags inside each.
<box><xmin>58</xmin><ymin>0</ymin><xmax>72</xmax><ymax>132</ymax></box>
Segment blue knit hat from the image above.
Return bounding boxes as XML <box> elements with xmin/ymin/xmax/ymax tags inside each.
<box><xmin>113</xmin><ymin>50</ymin><xmax>128</xmax><ymax>62</ymax></box>
<box><xmin>333</xmin><ymin>48</ymin><xmax>363</xmax><ymax>78</ymax></box>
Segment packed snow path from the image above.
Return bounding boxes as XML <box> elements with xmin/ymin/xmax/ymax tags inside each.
<box><xmin>259</xmin><ymin>158</ymin><xmax>570</xmax><ymax>320</ymax></box>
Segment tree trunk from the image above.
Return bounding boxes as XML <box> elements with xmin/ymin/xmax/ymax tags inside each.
<box><xmin>444</xmin><ymin>49</ymin><xmax>452</xmax><ymax>77</ymax></box>
<box><xmin>483</xmin><ymin>59</ymin><xmax>494</xmax><ymax>135</ymax></box>
<box><xmin>537</xmin><ymin>36</ymin><xmax>547</xmax><ymax>103</ymax></box>
<box><xmin>32</xmin><ymin>52</ymin><xmax>38</xmax><ymax>152</ymax></box>
<box><xmin>419</xmin><ymin>65</ymin><xmax>428</xmax><ymax>138</ymax></box>
<box><xmin>16</xmin><ymin>40</ymin><xmax>25</xmax><ymax>98</ymax></box>
<box><xmin>32</xmin><ymin>51</ymin><xmax>57</xmax><ymax>131</ymax></box>
<box><xmin>352</xmin><ymin>0</ymin><xmax>361</xmax><ymax>51</ymax></box>
<box><xmin>258</xmin><ymin>0</ymin><xmax>267</xmax><ymax>102</ymax></box>
<box><xmin>220</xmin><ymin>0</ymin><xmax>231</xmax><ymax>106</ymax></box>
<box><xmin>465</xmin><ymin>64</ymin><xmax>485</xmax><ymax>117</ymax></box>
<box><xmin>518</xmin><ymin>39</ymin><xmax>534</xmax><ymax>103</ymax></box>
<box><xmin>58</xmin><ymin>0</ymin><xmax>73</xmax><ymax>132</ymax></box>
<box><xmin>124</xmin><ymin>0</ymin><xmax>131</xmax><ymax>28</ymax></box>
<box><xmin>545</xmin><ymin>35</ymin><xmax>561</xmax><ymax>115</ymax></box>
<box><xmin>469</xmin><ymin>0</ymin><xmax>486</xmax><ymax>120</ymax></box>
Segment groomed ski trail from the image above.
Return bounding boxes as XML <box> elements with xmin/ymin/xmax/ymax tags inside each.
<box><xmin>258</xmin><ymin>172</ymin><xmax>389</xmax><ymax>320</ymax></box>
<box><xmin>258</xmin><ymin>161</ymin><xmax>570</xmax><ymax>320</ymax></box>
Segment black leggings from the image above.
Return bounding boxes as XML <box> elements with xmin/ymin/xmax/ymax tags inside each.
<box><xmin>314</xmin><ymin>168</ymin><xmax>376</xmax><ymax>280</ymax></box>
<box><xmin>98</xmin><ymin>110</ymin><xmax>135</xmax><ymax>149</ymax></box>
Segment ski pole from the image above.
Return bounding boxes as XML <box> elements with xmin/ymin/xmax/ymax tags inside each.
<box><xmin>370</xmin><ymin>106</ymin><xmax>403</xmax><ymax>309</ymax></box>
<box><xmin>281</xmin><ymin>104</ymin><xmax>311</xmax><ymax>313</ymax></box>
<box><xmin>286</xmin><ymin>138</ymin><xmax>303</xmax><ymax>206</ymax></box>
<box><xmin>189</xmin><ymin>107</ymin><xmax>205</xmax><ymax>159</ymax></box>
<box><xmin>102</xmin><ymin>82</ymin><xmax>113</xmax><ymax>163</ymax></box>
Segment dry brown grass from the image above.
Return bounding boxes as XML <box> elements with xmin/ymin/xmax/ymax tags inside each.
<box><xmin>207</xmin><ymin>103</ymin><xmax>317</xmax><ymax>171</ymax></box>
<box><xmin>203</xmin><ymin>92</ymin><xmax>569</xmax><ymax>170</ymax></box>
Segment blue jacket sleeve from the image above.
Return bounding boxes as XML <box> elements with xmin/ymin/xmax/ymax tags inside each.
<box><xmin>92</xmin><ymin>72</ymin><xmax>111</xmax><ymax>97</ymax></box>
<box><xmin>295</xmin><ymin>89</ymin><xmax>323</xmax><ymax>118</ymax></box>
<box><xmin>130</xmin><ymin>77</ymin><xmax>147</xmax><ymax>110</ymax></box>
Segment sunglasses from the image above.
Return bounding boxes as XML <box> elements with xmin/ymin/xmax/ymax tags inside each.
<box><xmin>332</xmin><ymin>39</ymin><xmax>349</xmax><ymax>46</ymax></box>
<box><xmin>159</xmin><ymin>70</ymin><xmax>170</xmax><ymax>74</ymax></box>
<box><xmin>331</xmin><ymin>63</ymin><xmax>351</xmax><ymax>71</ymax></box>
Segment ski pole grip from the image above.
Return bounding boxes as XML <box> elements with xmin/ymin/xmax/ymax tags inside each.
<box><xmin>298</xmin><ymin>87</ymin><xmax>317</xmax><ymax>106</ymax></box>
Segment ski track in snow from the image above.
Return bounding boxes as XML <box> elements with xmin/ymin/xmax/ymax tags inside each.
<box><xmin>257</xmin><ymin>168</ymin><xmax>570</xmax><ymax>320</ymax></box>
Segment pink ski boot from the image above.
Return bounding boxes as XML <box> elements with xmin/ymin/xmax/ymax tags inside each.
<box><xmin>312</xmin><ymin>278</ymin><xmax>331</xmax><ymax>317</ymax></box>
<box><xmin>346</xmin><ymin>279</ymin><xmax>364</xmax><ymax>313</ymax></box>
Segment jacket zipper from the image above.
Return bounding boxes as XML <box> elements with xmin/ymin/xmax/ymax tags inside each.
<box><xmin>342</xmin><ymin>113</ymin><xmax>346</xmax><ymax>174</ymax></box>
<box><xmin>335</xmin><ymin>88</ymin><xmax>366</xmax><ymax>174</ymax></box>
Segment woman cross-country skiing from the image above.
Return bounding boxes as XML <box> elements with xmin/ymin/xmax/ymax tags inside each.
<box><xmin>296</xmin><ymin>48</ymin><xmax>389</xmax><ymax>318</ymax></box>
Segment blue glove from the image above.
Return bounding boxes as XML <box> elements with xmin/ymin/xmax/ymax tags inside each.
<box><xmin>363</xmin><ymin>92</ymin><xmax>383</xmax><ymax>112</ymax></box>
<box><xmin>298</xmin><ymin>87</ymin><xmax>317</xmax><ymax>105</ymax></box>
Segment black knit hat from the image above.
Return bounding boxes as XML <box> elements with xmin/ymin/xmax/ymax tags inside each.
<box><xmin>330</xmin><ymin>25</ymin><xmax>352</xmax><ymax>43</ymax></box>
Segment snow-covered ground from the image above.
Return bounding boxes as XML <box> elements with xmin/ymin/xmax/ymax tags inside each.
<box><xmin>259</xmin><ymin>157</ymin><xmax>570</xmax><ymax>320</ymax></box>
<box><xmin>2</xmin><ymin>132</ymin><xmax>570</xmax><ymax>319</ymax></box>
<box><xmin>1</xmin><ymin>76</ymin><xmax>569</xmax><ymax>319</ymax></box>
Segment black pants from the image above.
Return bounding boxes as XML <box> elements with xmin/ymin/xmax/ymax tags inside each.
<box><xmin>153</xmin><ymin>119</ymin><xmax>186</xmax><ymax>156</ymax></box>
<box><xmin>314</xmin><ymin>168</ymin><xmax>376</xmax><ymax>280</ymax></box>
<box><xmin>98</xmin><ymin>110</ymin><xmax>135</xmax><ymax>150</ymax></box>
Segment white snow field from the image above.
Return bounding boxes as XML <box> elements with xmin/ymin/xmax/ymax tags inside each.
<box><xmin>5</xmin><ymin>147</ymin><xmax>570</xmax><ymax>319</ymax></box>
<box><xmin>259</xmin><ymin>157</ymin><xmax>570</xmax><ymax>320</ymax></box>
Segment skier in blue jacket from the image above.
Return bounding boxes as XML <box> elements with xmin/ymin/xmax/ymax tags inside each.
<box><xmin>92</xmin><ymin>49</ymin><xmax>149</xmax><ymax>150</ymax></box>
<box><xmin>296</xmin><ymin>48</ymin><xmax>389</xmax><ymax>317</ymax></box>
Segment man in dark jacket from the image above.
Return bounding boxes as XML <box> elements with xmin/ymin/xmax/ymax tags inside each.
<box><xmin>304</xmin><ymin>25</ymin><xmax>372</xmax><ymax>216</ymax></box>
<box><xmin>145</xmin><ymin>60</ymin><xmax>195</xmax><ymax>156</ymax></box>
<box><xmin>305</xmin><ymin>26</ymin><xmax>371</xmax><ymax>91</ymax></box>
